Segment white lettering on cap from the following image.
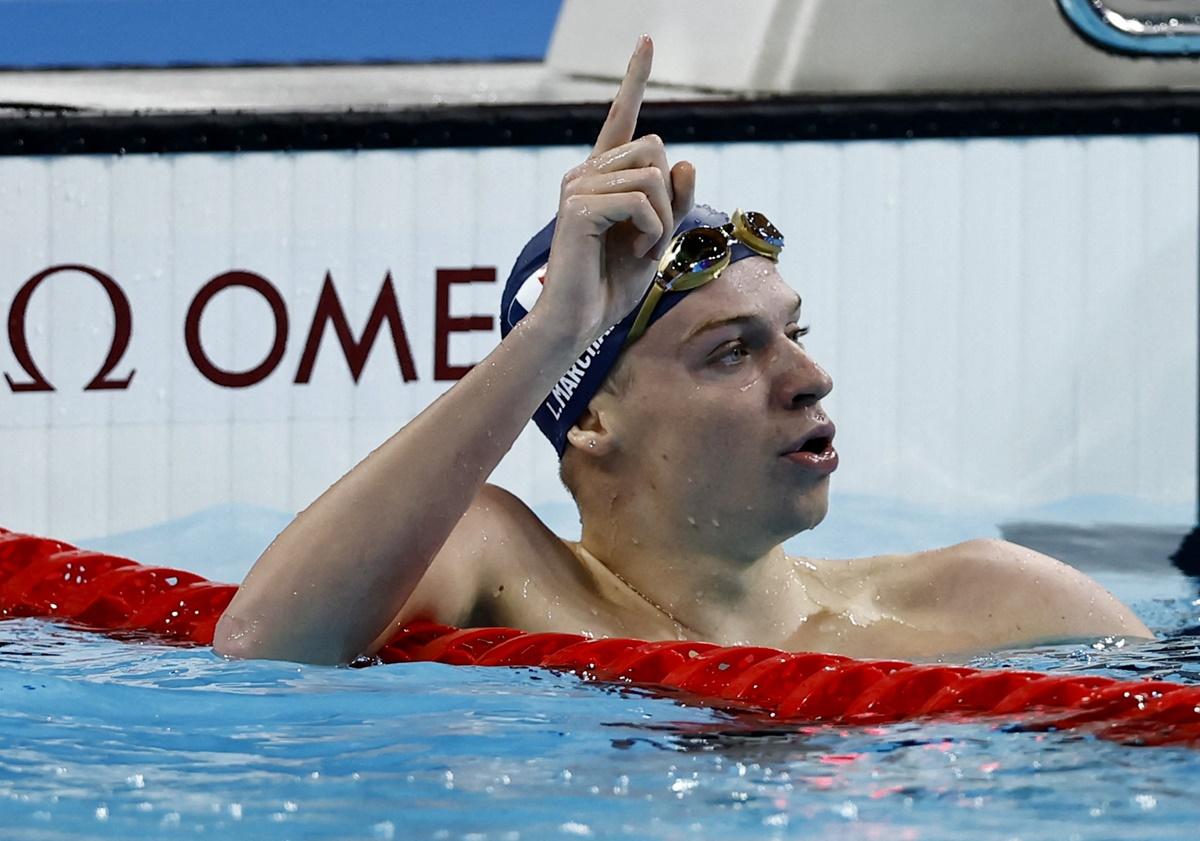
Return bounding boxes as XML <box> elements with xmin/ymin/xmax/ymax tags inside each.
<box><xmin>545</xmin><ymin>327</ymin><xmax>615</xmax><ymax>420</ymax></box>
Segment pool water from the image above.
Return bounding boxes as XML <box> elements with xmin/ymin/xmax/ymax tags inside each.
<box><xmin>1</xmin><ymin>506</ymin><xmax>1198</xmax><ymax>840</ymax></box>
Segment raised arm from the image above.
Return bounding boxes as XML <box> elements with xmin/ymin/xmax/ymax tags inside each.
<box><xmin>214</xmin><ymin>35</ymin><xmax>696</xmax><ymax>665</ymax></box>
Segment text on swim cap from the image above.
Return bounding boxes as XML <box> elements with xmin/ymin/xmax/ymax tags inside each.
<box><xmin>545</xmin><ymin>327</ymin><xmax>614</xmax><ymax>421</ymax></box>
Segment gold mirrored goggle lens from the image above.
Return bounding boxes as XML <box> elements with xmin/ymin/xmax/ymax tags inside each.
<box><xmin>731</xmin><ymin>209</ymin><xmax>784</xmax><ymax>259</ymax></box>
<box><xmin>659</xmin><ymin>227</ymin><xmax>730</xmax><ymax>291</ymax></box>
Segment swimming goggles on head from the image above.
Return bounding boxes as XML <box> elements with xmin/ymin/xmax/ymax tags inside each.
<box><xmin>624</xmin><ymin>209</ymin><xmax>784</xmax><ymax>347</ymax></box>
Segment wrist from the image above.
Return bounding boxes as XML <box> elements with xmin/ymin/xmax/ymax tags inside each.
<box><xmin>514</xmin><ymin>304</ymin><xmax>602</xmax><ymax>361</ymax></box>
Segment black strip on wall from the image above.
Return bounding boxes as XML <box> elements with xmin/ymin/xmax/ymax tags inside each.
<box><xmin>2</xmin><ymin>90</ymin><xmax>1200</xmax><ymax>156</ymax></box>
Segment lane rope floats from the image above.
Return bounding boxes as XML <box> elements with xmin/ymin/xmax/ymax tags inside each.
<box><xmin>1</xmin><ymin>526</ymin><xmax>1198</xmax><ymax>747</ymax></box>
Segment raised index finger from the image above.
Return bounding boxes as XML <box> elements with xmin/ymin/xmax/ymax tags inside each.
<box><xmin>590</xmin><ymin>35</ymin><xmax>653</xmax><ymax>158</ymax></box>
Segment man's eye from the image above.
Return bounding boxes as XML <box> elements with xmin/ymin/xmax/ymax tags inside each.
<box><xmin>712</xmin><ymin>341</ymin><xmax>748</xmax><ymax>365</ymax></box>
<box><xmin>789</xmin><ymin>325</ymin><xmax>810</xmax><ymax>343</ymax></box>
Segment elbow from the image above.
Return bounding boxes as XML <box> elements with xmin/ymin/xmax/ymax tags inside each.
<box><xmin>212</xmin><ymin>609</ymin><xmax>257</xmax><ymax>660</ymax></box>
<box><xmin>212</xmin><ymin>607</ymin><xmax>357</xmax><ymax>665</ymax></box>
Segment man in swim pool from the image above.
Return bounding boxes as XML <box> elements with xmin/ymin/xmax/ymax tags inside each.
<box><xmin>214</xmin><ymin>36</ymin><xmax>1153</xmax><ymax>666</ymax></box>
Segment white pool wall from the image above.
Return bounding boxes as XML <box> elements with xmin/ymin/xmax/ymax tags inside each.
<box><xmin>0</xmin><ymin>134</ymin><xmax>1195</xmax><ymax>540</ymax></box>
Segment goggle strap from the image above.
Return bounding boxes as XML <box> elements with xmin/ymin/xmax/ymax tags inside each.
<box><xmin>626</xmin><ymin>281</ymin><xmax>665</xmax><ymax>345</ymax></box>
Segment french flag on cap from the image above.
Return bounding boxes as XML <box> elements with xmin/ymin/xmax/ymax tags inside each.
<box><xmin>508</xmin><ymin>263</ymin><xmax>547</xmax><ymax>323</ymax></box>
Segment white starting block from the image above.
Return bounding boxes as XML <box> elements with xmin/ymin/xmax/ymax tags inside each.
<box><xmin>548</xmin><ymin>0</ymin><xmax>1200</xmax><ymax>94</ymax></box>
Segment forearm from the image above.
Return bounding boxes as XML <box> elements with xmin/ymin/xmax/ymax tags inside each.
<box><xmin>215</xmin><ymin>308</ymin><xmax>584</xmax><ymax>664</ymax></box>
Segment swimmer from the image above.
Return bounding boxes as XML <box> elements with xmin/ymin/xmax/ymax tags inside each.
<box><xmin>214</xmin><ymin>36</ymin><xmax>1153</xmax><ymax>665</ymax></box>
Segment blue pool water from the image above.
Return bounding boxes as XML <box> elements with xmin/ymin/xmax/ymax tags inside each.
<box><xmin>1</xmin><ymin>498</ymin><xmax>1198</xmax><ymax>840</ymax></box>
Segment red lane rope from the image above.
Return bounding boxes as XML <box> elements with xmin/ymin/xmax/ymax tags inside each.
<box><xmin>2</xmin><ymin>526</ymin><xmax>1198</xmax><ymax>746</ymax></box>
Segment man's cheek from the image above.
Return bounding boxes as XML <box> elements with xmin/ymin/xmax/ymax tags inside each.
<box><xmin>698</xmin><ymin>416</ymin><xmax>748</xmax><ymax>454</ymax></box>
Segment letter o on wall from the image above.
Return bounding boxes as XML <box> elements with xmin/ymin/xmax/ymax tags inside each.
<box><xmin>185</xmin><ymin>271</ymin><xmax>288</xmax><ymax>387</ymax></box>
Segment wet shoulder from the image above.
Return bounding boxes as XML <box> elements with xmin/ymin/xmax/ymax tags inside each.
<box><xmin>467</xmin><ymin>483</ymin><xmax>577</xmax><ymax>572</ymax></box>
<box><xmin>461</xmin><ymin>491</ymin><xmax>629</xmax><ymax>633</ymax></box>
<box><xmin>781</xmin><ymin>540</ymin><xmax>1016</xmax><ymax>655</ymax></box>
<box><xmin>385</xmin><ymin>484</ymin><xmax>574</xmax><ymax>632</ymax></box>
<box><xmin>457</xmin><ymin>485</ymin><xmax>599</xmax><ymax>613</ymax></box>
<box><xmin>850</xmin><ymin>538</ymin><xmax>1038</xmax><ymax>616</ymax></box>
<box><xmin>797</xmin><ymin>540</ymin><xmax>1000</xmax><ymax>615</ymax></box>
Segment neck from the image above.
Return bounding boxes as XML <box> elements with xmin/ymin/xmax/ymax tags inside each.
<box><xmin>576</xmin><ymin>494</ymin><xmax>801</xmax><ymax>642</ymax></box>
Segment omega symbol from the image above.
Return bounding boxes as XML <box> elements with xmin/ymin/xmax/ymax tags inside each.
<box><xmin>4</xmin><ymin>264</ymin><xmax>135</xmax><ymax>392</ymax></box>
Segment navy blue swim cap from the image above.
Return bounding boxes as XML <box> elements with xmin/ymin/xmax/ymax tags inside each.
<box><xmin>500</xmin><ymin>204</ymin><xmax>763</xmax><ymax>457</ymax></box>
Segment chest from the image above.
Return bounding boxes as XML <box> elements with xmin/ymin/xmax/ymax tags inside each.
<box><xmin>474</xmin><ymin>548</ymin><xmax>883</xmax><ymax>648</ymax></box>
<box><xmin>476</xmin><ymin>545</ymin><xmax>735</xmax><ymax>642</ymax></box>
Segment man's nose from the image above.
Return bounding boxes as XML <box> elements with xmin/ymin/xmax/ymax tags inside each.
<box><xmin>774</xmin><ymin>340</ymin><xmax>833</xmax><ymax>409</ymax></box>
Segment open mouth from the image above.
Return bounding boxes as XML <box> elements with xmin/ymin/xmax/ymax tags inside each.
<box><xmin>783</xmin><ymin>433</ymin><xmax>834</xmax><ymax>456</ymax></box>
<box><xmin>792</xmin><ymin>436</ymin><xmax>832</xmax><ymax>455</ymax></box>
<box><xmin>780</xmin><ymin>426</ymin><xmax>838</xmax><ymax>473</ymax></box>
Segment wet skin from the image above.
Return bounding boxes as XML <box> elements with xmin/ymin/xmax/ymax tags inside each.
<box><xmin>383</xmin><ymin>259</ymin><xmax>1155</xmax><ymax>660</ymax></box>
<box><xmin>583</xmin><ymin>257</ymin><xmax>835</xmax><ymax>563</ymax></box>
<box><xmin>217</xmin><ymin>35</ymin><xmax>1154</xmax><ymax>667</ymax></box>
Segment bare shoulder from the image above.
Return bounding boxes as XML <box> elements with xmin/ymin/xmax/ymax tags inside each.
<box><xmin>368</xmin><ymin>484</ymin><xmax>569</xmax><ymax>648</ymax></box>
<box><xmin>899</xmin><ymin>538</ymin><xmax>1154</xmax><ymax>643</ymax></box>
<box><xmin>459</xmin><ymin>483</ymin><xmax>570</xmax><ymax>567</ymax></box>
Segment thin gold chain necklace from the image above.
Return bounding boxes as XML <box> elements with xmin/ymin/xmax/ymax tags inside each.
<box><xmin>608</xmin><ymin>567</ymin><xmax>695</xmax><ymax>640</ymax></box>
<box><xmin>575</xmin><ymin>542</ymin><xmax>700</xmax><ymax>640</ymax></box>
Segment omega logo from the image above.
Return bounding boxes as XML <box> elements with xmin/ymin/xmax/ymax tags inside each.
<box><xmin>4</xmin><ymin>264</ymin><xmax>495</xmax><ymax>392</ymax></box>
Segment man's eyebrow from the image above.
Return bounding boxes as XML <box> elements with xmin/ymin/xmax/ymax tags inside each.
<box><xmin>681</xmin><ymin>294</ymin><xmax>803</xmax><ymax>345</ymax></box>
<box><xmin>682</xmin><ymin>314</ymin><xmax>757</xmax><ymax>344</ymax></box>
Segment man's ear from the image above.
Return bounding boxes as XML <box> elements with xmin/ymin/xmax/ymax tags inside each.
<box><xmin>565</xmin><ymin>400</ymin><xmax>618</xmax><ymax>457</ymax></box>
